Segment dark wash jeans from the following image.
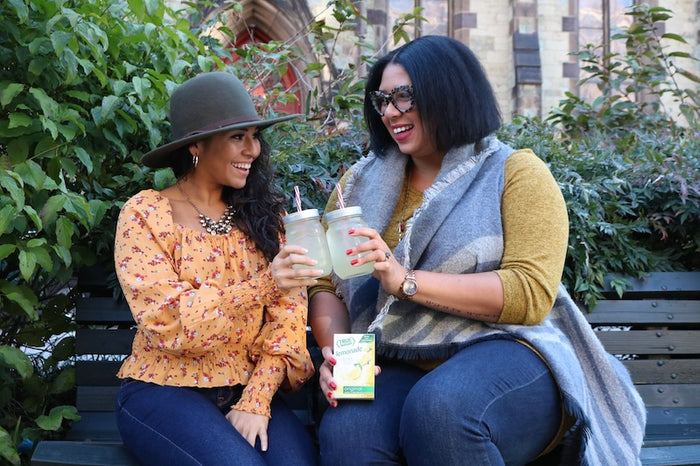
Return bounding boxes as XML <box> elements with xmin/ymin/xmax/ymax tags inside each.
<box><xmin>319</xmin><ymin>339</ymin><xmax>562</xmax><ymax>466</ymax></box>
<box><xmin>116</xmin><ymin>379</ymin><xmax>318</xmax><ymax>465</ymax></box>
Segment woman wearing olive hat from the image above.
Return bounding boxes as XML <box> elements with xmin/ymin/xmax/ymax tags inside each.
<box><xmin>113</xmin><ymin>72</ymin><xmax>318</xmax><ymax>465</ymax></box>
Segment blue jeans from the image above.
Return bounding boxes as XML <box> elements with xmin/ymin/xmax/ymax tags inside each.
<box><xmin>319</xmin><ymin>339</ymin><xmax>562</xmax><ymax>466</ymax></box>
<box><xmin>116</xmin><ymin>379</ymin><xmax>318</xmax><ymax>466</ymax></box>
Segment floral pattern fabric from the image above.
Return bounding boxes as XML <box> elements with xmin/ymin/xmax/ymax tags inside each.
<box><xmin>115</xmin><ymin>189</ymin><xmax>314</xmax><ymax>417</ymax></box>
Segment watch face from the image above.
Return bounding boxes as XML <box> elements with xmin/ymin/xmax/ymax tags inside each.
<box><xmin>402</xmin><ymin>279</ymin><xmax>418</xmax><ymax>296</ymax></box>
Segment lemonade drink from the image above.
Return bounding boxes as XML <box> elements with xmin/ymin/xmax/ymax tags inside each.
<box><xmin>333</xmin><ymin>333</ymin><xmax>375</xmax><ymax>399</ymax></box>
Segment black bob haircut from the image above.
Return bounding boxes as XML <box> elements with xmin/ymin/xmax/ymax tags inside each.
<box><xmin>364</xmin><ymin>35</ymin><xmax>502</xmax><ymax>155</ymax></box>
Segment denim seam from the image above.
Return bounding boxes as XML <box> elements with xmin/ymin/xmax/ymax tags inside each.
<box><xmin>119</xmin><ymin>405</ymin><xmax>204</xmax><ymax>466</ymax></box>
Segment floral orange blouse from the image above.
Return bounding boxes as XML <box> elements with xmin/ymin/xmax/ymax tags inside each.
<box><xmin>115</xmin><ymin>189</ymin><xmax>314</xmax><ymax>418</ymax></box>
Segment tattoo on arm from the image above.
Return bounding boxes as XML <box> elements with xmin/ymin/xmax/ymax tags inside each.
<box><xmin>425</xmin><ymin>300</ymin><xmax>493</xmax><ymax>321</ymax></box>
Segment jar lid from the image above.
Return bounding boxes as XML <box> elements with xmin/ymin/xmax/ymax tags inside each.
<box><xmin>283</xmin><ymin>209</ymin><xmax>319</xmax><ymax>224</ymax></box>
<box><xmin>325</xmin><ymin>206</ymin><xmax>363</xmax><ymax>222</ymax></box>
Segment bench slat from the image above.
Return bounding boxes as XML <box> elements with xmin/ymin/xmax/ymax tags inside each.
<box><xmin>76</xmin><ymin>297</ymin><xmax>134</xmax><ymax>325</ymax></box>
<box><xmin>76</xmin><ymin>361</ymin><xmax>124</xmax><ymax>386</ymax></box>
<box><xmin>623</xmin><ymin>359</ymin><xmax>700</xmax><ymax>384</ymax></box>
<box><xmin>634</xmin><ymin>384</ymin><xmax>700</xmax><ymax>408</ymax></box>
<box><xmin>31</xmin><ymin>441</ymin><xmax>137</xmax><ymax>466</ymax></box>
<box><xmin>647</xmin><ymin>407</ymin><xmax>700</xmax><ymax>425</ymax></box>
<box><xmin>586</xmin><ymin>300</ymin><xmax>700</xmax><ymax>325</ymax></box>
<box><xmin>604</xmin><ymin>272</ymin><xmax>700</xmax><ymax>299</ymax></box>
<box><xmin>593</xmin><ymin>330</ymin><xmax>700</xmax><ymax>355</ymax></box>
<box><xmin>75</xmin><ymin>329</ymin><xmax>135</xmax><ymax>356</ymax></box>
<box><xmin>640</xmin><ymin>444</ymin><xmax>700</xmax><ymax>465</ymax></box>
<box><xmin>64</xmin><ymin>413</ymin><xmax>122</xmax><ymax>443</ymax></box>
<box><xmin>76</xmin><ymin>386</ymin><xmax>120</xmax><ymax>412</ymax></box>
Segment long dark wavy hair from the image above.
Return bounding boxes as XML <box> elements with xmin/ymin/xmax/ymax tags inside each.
<box><xmin>170</xmin><ymin>133</ymin><xmax>284</xmax><ymax>262</ymax></box>
<box><xmin>364</xmin><ymin>35</ymin><xmax>502</xmax><ymax>156</ymax></box>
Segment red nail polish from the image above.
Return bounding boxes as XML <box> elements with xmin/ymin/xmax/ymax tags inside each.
<box><xmin>348</xmin><ymin>229</ymin><xmax>355</xmax><ymax>234</ymax></box>
<box><xmin>327</xmin><ymin>391</ymin><xmax>334</xmax><ymax>399</ymax></box>
<box><xmin>345</xmin><ymin>248</ymin><xmax>353</xmax><ymax>255</ymax></box>
<box><xmin>350</xmin><ymin>259</ymin><xmax>358</xmax><ymax>266</ymax></box>
<box><xmin>329</xmin><ymin>357</ymin><xmax>337</xmax><ymax>365</ymax></box>
<box><xmin>329</xmin><ymin>381</ymin><xmax>337</xmax><ymax>390</ymax></box>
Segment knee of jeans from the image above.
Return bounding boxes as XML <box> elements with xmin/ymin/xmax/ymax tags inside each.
<box><xmin>403</xmin><ymin>377</ymin><xmax>483</xmax><ymax>429</ymax></box>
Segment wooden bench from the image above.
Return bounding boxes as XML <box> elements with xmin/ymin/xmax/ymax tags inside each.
<box><xmin>31</xmin><ymin>270</ymin><xmax>700</xmax><ymax>465</ymax></box>
<box><xmin>585</xmin><ymin>271</ymin><xmax>700</xmax><ymax>466</ymax></box>
<box><xmin>30</xmin><ymin>268</ymin><xmax>318</xmax><ymax>466</ymax></box>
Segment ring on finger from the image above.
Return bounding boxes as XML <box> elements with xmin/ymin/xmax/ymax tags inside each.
<box><xmin>385</xmin><ymin>251</ymin><xmax>391</xmax><ymax>261</ymax></box>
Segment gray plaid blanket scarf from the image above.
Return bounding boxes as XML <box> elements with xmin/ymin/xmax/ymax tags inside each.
<box><xmin>331</xmin><ymin>136</ymin><xmax>646</xmax><ymax>464</ymax></box>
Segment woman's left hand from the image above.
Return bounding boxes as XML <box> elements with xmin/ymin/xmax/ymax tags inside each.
<box><xmin>348</xmin><ymin>227</ymin><xmax>406</xmax><ymax>296</ymax></box>
<box><xmin>226</xmin><ymin>408</ymin><xmax>270</xmax><ymax>451</ymax></box>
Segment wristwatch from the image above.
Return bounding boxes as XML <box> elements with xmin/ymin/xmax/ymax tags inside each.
<box><xmin>399</xmin><ymin>270</ymin><xmax>418</xmax><ymax>299</ymax></box>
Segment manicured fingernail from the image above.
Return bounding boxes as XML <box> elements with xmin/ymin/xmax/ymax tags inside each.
<box><xmin>327</xmin><ymin>391</ymin><xmax>334</xmax><ymax>399</ymax></box>
<box><xmin>346</xmin><ymin>248</ymin><xmax>353</xmax><ymax>255</ymax></box>
<box><xmin>348</xmin><ymin>229</ymin><xmax>355</xmax><ymax>234</ymax></box>
<box><xmin>331</xmin><ymin>401</ymin><xmax>338</xmax><ymax>408</ymax></box>
<box><xmin>329</xmin><ymin>357</ymin><xmax>337</xmax><ymax>365</ymax></box>
<box><xmin>329</xmin><ymin>381</ymin><xmax>337</xmax><ymax>390</ymax></box>
<box><xmin>350</xmin><ymin>259</ymin><xmax>358</xmax><ymax>266</ymax></box>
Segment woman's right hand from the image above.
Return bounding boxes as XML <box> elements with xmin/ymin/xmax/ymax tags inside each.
<box><xmin>319</xmin><ymin>345</ymin><xmax>339</xmax><ymax>408</ymax></box>
<box><xmin>270</xmin><ymin>245</ymin><xmax>324</xmax><ymax>291</ymax></box>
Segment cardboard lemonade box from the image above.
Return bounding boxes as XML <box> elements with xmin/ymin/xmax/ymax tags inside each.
<box><xmin>333</xmin><ymin>333</ymin><xmax>375</xmax><ymax>399</ymax></box>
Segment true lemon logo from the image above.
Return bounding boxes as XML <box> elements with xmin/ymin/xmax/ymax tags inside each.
<box><xmin>336</xmin><ymin>336</ymin><xmax>355</xmax><ymax>347</ymax></box>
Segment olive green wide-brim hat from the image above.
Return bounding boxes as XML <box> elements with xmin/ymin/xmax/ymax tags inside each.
<box><xmin>142</xmin><ymin>71</ymin><xmax>299</xmax><ymax>168</ymax></box>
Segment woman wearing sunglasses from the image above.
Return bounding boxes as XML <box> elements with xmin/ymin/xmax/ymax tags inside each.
<box><xmin>273</xmin><ymin>35</ymin><xmax>645</xmax><ymax>465</ymax></box>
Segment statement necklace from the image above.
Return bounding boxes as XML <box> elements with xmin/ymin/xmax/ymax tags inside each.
<box><xmin>397</xmin><ymin>165</ymin><xmax>412</xmax><ymax>240</ymax></box>
<box><xmin>176</xmin><ymin>182</ymin><xmax>236</xmax><ymax>235</ymax></box>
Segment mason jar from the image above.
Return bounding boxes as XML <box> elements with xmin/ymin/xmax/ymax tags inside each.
<box><xmin>325</xmin><ymin>206</ymin><xmax>375</xmax><ymax>279</ymax></box>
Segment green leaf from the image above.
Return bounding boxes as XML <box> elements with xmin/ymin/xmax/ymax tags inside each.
<box><xmin>0</xmin><ymin>279</ymin><xmax>39</xmax><ymax>318</ymax></box>
<box><xmin>99</xmin><ymin>95</ymin><xmax>120</xmax><ymax>121</ymax></box>
<box><xmin>50</xmin><ymin>366</ymin><xmax>76</xmax><ymax>394</ymax></box>
<box><xmin>0</xmin><ymin>205</ymin><xmax>17</xmax><ymax>236</ymax></box>
<box><xmin>0</xmin><ymin>244</ymin><xmax>16</xmax><ymax>261</ymax></box>
<box><xmin>0</xmin><ymin>172</ymin><xmax>25</xmax><ymax>209</ymax></box>
<box><xmin>7</xmin><ymin>0</ymin><xmax>29</xmax><ymax>23</ymax></box>
<box><xmin>29</xmin><ymin>246</ymin><xmax>53</xmax><ymax>272</ymax></box>
<box><xmin>35</xmin><ymin>405</ymin><xmax>81</xmax><ymax>431</ymax></box>
<box><xmin>0</xmin><ymin>426</ymin><xmax>21</xmax><ymax>466</ymax></box>
<box><xmin>0</xmin><ymin>82</ymin><xmax>24</xmax><ymax>108</ymax></box>
<box><xmin>55</xmin><ymin>216</ymin><xmax>74</xmax><ymax>249</ymax></box>
<box><xmin>29</xmin><ymin>88</ymin><xmax>59</xmax><ymax>118</ymax></box>
<box><xmin>19</xmin><ymin>249</ymin><xmax>38</xmax><ymax>281</ymax></box>
<box><xmin>24</xmin><ymin>205</ymin><xmax>42</xmax><ymax>230</ymax></box>
<box><xmin>8</xmin><ymin>112</ymin><xmax>32</xmax><ymax>129</ymax></box>
<box><xmin>50</xmin><ymin>30</ymin><xmax>74</xmax><ymax>56</ymax></box>
<box><xmin>0</xmin><ymin>345</ymin><xmax>33</xmax><ymax>379</ymax></box>
<box><xmin>40</xmin><ymin>194</ymin><xmax>67</xmax><ymax>226</ymax></box>
<box><xmin>73</xmin><ymin>146</ymin><xmax>94</xmax><ymax>173</ymax></box>
<box><xmin>53</xmin><ymin>244</ymin><xmax>72</xmax><ymax>267</ymax></box>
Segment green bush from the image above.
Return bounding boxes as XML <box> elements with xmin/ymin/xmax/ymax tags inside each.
<box><xmin>499</xmin><ymin>5</ymin><xmax>699</xmax><ymax>306</ymax></box>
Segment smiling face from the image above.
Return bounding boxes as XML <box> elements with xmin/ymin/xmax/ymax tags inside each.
<box><xmin>378</xmin><ymin>63</ymin><xmax>440</xmax><ymax>161</ymax></box>
<box><xmin>190</xmin><ymin>127</ymin><xmax>261</xmax><ymax>189</ymax></box>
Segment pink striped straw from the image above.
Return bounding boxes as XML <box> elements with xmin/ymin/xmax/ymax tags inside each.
<box><xmin>336</xmin><ymin>183</ymin><xmax>345</xmax><ymax>209</ymax></box>
<box><xmin>294</xmin><ymin>185</ymin><xmax>303</xmax><ymax>212</ymax></box>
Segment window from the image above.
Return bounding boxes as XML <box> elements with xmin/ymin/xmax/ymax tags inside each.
<box><xmin>388</xmin><ymin>0</ymin><xmax>448</xmax><ymax>41</ymax></box>
<box><xmin>578</xmin><ymin>0</ymin><xmax>636</xmax><ymax>100</ymax></box>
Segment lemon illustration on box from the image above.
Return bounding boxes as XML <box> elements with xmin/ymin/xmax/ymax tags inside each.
<box><xmin>333</xmin><ymin>333</ymin><xmax>375</xmax><ymax>399</ymax></box>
